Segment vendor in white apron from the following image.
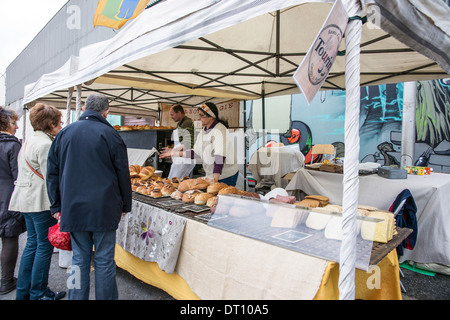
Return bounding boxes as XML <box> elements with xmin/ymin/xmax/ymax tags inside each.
<box><xmin>165</xmin><ymin>104</ymin><xmax>195</xmax><ymax>179</ymax></box>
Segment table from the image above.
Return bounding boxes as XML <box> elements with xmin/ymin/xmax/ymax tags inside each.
<box><xmin>114</xmin><ymin>195</ymin><xmax>403</xmax><ymax>300</ymax></box>
<box><xmin>285</xmin><ymin>168</ymin><xmax>450</xmax><ymax>266</ymax></box>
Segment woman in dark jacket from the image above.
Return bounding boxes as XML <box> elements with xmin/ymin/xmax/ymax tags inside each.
<box><xmin>0</xmin><ymin>107</ymin><xmax>25</xmax><ymax>295</ymax></box>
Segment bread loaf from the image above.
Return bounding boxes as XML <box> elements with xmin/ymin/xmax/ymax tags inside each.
<box><xmin>217</xmin><ymin>186</ymin><xmax>238</xmax><ymax>195</ymax></box>
<box><xmin>170</xmin><ymin>190</ymin><xmax>183</xmax><ymax>200</ymax></box>
<box><xmin>194</xmin><ymin>192</ymin><xmax>214</xmax><ymax>205</ymax></box>
<box><xmin>206</xmin><ymin>182</ymin><xmax>228</xmax><ymax>195</ymax></box>
<box><xmin>182</xmin><ymin>191</ymin><xmax>201</xmax><ymax>203</ymax></box>
<box><xmin>178</xmin><ymin>178</ymin><xmax>210</xmax><ymax>192</ymax></box>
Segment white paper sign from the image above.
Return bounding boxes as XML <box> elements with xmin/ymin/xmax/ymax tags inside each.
<box><xmin>293</xmin><ymin>0</ymin><xmax>348</xmax><ymax>104</ymax></box>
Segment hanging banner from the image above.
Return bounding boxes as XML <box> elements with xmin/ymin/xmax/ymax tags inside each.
<box><xmin>293</xmin><ymin>0</ymin><xmax>348</xmax><ymax>104</ymax></box>
<box><xmin>93</xmin><ymin>0</ymin><xmax>151</xmax><ymax>29</ymax></box>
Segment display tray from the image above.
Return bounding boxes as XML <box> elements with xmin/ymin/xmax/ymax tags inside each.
<box><xmin>132</xmin><ymin>192</ymin><xmax>210</xmax><ymax>215</ymax></box>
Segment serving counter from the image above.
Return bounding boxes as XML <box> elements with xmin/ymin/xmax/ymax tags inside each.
<box><xmin>114</xmin><ymin>193</ymin><xmax>404</xmax><ymax>300</ymax></box>
<box><xmin>285</xmin><ymin>168</ymin><xmax>450</xmax><ymax>266</ymax></box>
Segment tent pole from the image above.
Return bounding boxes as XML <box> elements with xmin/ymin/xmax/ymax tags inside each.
<box><xmin>262</xmin><ymin>82</ymin><xmax>266</xmax><ymax>146</ymax></box>
<box><xmin>401</xmin><ymin>81</ymin><xmax>417</xmax><ymax>167</ymax></box>
<box><xmin>339</xmin><ymin>0</ymin><xmax>363</xmax><ymax>300</ymax></box>
<box><xmin>65</xmin><ymin>87</ymin><xmax>74</xmax><ymax>125</ymax></box>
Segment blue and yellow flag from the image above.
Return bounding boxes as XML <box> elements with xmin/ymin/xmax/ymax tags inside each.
<box><xmin>93</xmin><ymin>0</ymin><xmax>151</xmax><ymax>29</ymax></box>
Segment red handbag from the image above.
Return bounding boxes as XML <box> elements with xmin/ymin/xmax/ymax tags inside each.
<box><xmin>48</xmin><ymin>222</ymin><xmax>72</xmax><ymax>251</ymax></box>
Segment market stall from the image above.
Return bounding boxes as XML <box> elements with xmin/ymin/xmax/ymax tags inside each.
<box><xmin>115</xmin><ymin>189</ymin><xmax>405</xmax><ymax>300</ymax></box>
<box><xmin>19</xmin><ymin>0</ymin><xmax>450</xmax><ymax>299</ymax></box>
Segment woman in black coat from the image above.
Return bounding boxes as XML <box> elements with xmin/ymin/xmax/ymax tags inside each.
<box><xmin>0</xmin><ymin>107</ymin><xmax>25</xmax><ymax>295</ymax></box>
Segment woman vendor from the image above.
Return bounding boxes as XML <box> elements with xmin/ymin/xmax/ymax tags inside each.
<box><xmin>160</xmin><ymin>102</ymin><xmax>239</xmax><ymax>186</ymax></box>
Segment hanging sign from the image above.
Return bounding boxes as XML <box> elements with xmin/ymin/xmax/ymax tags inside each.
<box><xmin>293</xmin><ymin>0</ymin><xmax>348</xmax><ymax>104</ymax></box>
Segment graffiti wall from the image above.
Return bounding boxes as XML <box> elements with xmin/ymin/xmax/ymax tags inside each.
<box><xmin>246</xmin><ymin>79</ymin><xmax>450</xmax><ymax>173</ymax></box>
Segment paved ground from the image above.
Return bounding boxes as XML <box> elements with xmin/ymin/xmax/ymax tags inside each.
<box><xmin>1</xmin><ymin>233</ymin><xmax>449</xmax><ymax>300</ymax></box>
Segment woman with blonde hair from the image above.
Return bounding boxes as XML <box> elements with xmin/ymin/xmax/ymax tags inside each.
<box><xmin>0</xmin><ymin>107</ymin><xmax>25</xmax><ymax>295</ymax></box>
<box><xmin>9</xmin><ymin>103</ymin><xmax>65</xmax><ymax>300</ymax></box>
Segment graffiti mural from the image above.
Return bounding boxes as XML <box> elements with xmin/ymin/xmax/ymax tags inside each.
<box><xmin>246</xmin><ymin>79</ymin><xmax>450</xmax><ymax>173</ymax></box>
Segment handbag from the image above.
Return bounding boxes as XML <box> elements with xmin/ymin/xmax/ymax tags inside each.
<box><xmin>48</xmin><ymin>222</ymin><xmax>72</xmax><ymax>251</ymax></box>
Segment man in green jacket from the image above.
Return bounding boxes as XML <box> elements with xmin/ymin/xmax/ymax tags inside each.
<box><xmin>167</xmin><ymin>104</ymin><xmax>196</xmax><ymax>179</ymax></box>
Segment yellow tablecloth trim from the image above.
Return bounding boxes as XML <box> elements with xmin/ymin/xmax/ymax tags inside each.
<box><xmin>115</xmin><ymin>244</ymin><xmax>200</xmax><ymax>300</ymax></box>
<box><xmin>115</xmin><ymin>244</ymin><xmax>401</xmax><ymax>300</ymax></box>
<box><xmin>313</xmin><ymin>250</ymin><xmax>402</xmax><ymax>300</ymax></box>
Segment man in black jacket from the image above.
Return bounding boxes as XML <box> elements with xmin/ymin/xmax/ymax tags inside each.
<box><xmin>47</xmin><ymin>94</ymin><xmax>132</xmax><ymax>300</ymax></box>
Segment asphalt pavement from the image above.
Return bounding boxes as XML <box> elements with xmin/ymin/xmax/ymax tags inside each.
<box><xmin>1</xmin><ymin>233</ymin><xmax>449</xmax><ymax>301</ymax></box>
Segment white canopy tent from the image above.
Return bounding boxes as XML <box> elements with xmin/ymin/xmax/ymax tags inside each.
<box><xmin>20</xmin><ymin>0</ymin><xmax>450</xmax><ymax>299</ymax></box>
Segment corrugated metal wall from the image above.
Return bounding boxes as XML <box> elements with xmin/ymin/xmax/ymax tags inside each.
<box><xmin>5</xmin><ymin>0</ymin><xmax>116</xmax><ymax>106</ymax></box>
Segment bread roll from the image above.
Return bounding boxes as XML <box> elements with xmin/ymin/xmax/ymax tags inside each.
<box><xmin>206</xmin><ymin>182</ymin><xmax>228</xmax><ymax>195</ymax></box>
<box><xmin>142</xmin><ymin>187</ymin><xmax>152</xmax><ymax>195</ymax></box>
<box><xmin>194</xmin><ymin>192</ymin><xmax>214</xmax><ymax>205</ymax></box>
<box><xmin>136</xmin><ymin>186</ymin><xmax>147</xmax><ymax>194</ymax></box>
<box><xmin>178</xmin><ymin>178</ymin><xmax>210</xmax><ymax>192</ymax></box>
<box><xmin>161</xmin><ymin>184</ymin><xmax>176</xmax><ymax>196</ymax></box>
<box><xmin>153</xmin><ymin>181</ymin><xmax>165</xmax><ymax>189</ymax></box>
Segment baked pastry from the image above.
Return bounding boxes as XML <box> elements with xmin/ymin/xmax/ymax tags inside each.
<box><xmin>194</xmin><ymin>192</ymin><xmax>214</xmax><ymax>205</ymax></box>
<box><xmin>218</xmin><ymin>186</ymin><xmax>238</xmax><ymax>195</ymax></box>
<box><xmin>153</xmin><ymin>181</ymin><xmax>165</xmax><ymax>189</ymax></box>
<box><xmin>178</xmin><ymin>178</ymin><xmax>210</xmax><ymax>192</ymax></box>
<box><xmin>171</xmin><ymin>177</ymin><xmax>180</xmax><ymax>188</ymax></box>
<box><xmin>139</xmin><ymin>166</ymin><xmax>155</xmax><ymax>180</ymax></box>
<box><xmin>129</xmin><ymin>165</ymin><xmax>142</xmax><ymax>177</ymax></box>
<box><xmin>182</xmin><ymin>191</ymin><xmax>200</xmax><ymax>203</ymax></box>
<box><xmin>151</xmin><ymin>188</ymin><xmax>162</xmax><ymax>198</ymax></box>
<box><xmin>206</xmin><ymin>182</ymin><xmax>228</xmax><ymax>195</ymax></box>
<box><xmin>170</xmin><ymin>190</ymin><xmax>183</xmax><ymax>200</ymax></box>
<box><xmin>180</xmin><ymin>176</ymin><xmax>190</xmax><ymax>182</ymax></box>
<box><xmin>136</xmin><ymin>186</ymin><xmax>147</xmax><ymax>194</ymax></box>
<box><xmin>161</xmin><ymin>184</ymin><xmax>176</xmax><ymax>196</ymax></box>
<box><xmin>162</xmin><ymin>178</ymin><xmax>172</xmax><ymax>184</ymax></box>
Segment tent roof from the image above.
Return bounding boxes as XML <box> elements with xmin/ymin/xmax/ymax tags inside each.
<box><xmin>22</xmin><ymin>0</ymin><xmax>450</xmax><ymax>116</ymax></box>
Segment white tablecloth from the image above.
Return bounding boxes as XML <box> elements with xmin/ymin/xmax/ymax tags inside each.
<box><xmin>248</xmin><ymin>145</ymin><xmax>305</xmax><ymax>188</ymax></box>
<box><xmin>285</xmin><ymin>168</ymin><xmax>450</xmax><ymax>266</ymax></box>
